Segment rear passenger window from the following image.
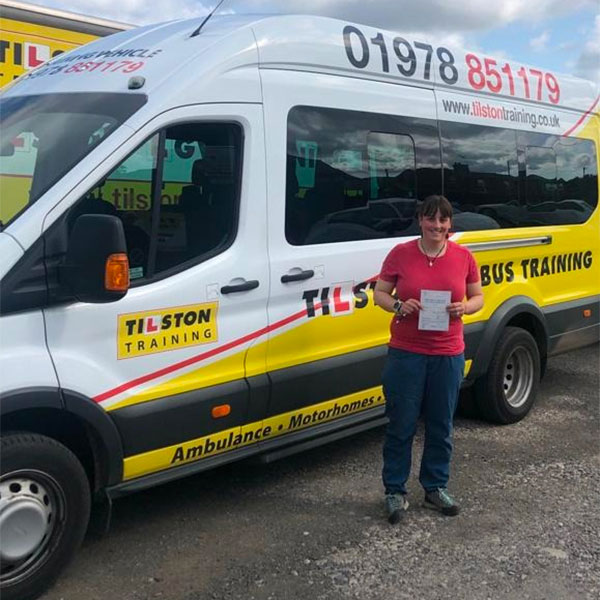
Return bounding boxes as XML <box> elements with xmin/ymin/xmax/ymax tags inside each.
<box><xmin>520</xmin><ymin>132</ymin><xmax>598</xmax><ymax>226</ymax></box>
<box><xmin>286</xmin><ymin>106</ymin><xmax>440</xmax><ymax>245</ymax></box>
<box><xmin>440</xmin><ymin>121</ymin><xmax>598</xmax><ymax>229</ymax></box>
<box><xmin>68</xmin><ymin>122</ymin><xmax>241</xmax><ymax>282</ymax></box>
<box><xmin>367</xmin><ymin>132</ymin><xmax>416</xmax><ymax>201</ymax></box>
<box><xmin>440</xmin><ymin>122</ymin><xmax>518</xmax><ymax>230</ymax></box>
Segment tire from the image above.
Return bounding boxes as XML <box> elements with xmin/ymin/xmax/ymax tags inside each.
<box><xmin>456</xmin><ymin>387</ymin><xmax>481</xmax><ymax>419</ymax></box>
<box><xmin>0</xmin><ymin>433</ymin><xmax>91</xmax><ymax>600</ymax></box>
<box><xmin>474</xmin><ymin>327</ymin><xmax>541</xmax><ymax>424</ymax></box>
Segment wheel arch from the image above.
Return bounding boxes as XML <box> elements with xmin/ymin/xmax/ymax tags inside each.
<box><xmin>469</xmin><ymin>296</ymin><xmax>549</xmax><ymax>381</ymax></box>
<box><xmin>0</xmin><ymin>387</ymin><xmax>123</xmax><ymax>491</ymax></box>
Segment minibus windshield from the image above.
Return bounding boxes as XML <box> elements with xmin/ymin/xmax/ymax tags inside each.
<box><xmin>0</xmin><ymin>92</ymin><xmax>147</xmax><ymax>228</ymax></box>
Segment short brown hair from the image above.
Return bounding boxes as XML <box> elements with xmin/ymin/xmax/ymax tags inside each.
<box><xmin>418</xmin><ymin>195</ymin><xmax>453</xmax><ymax>219</ymax></box>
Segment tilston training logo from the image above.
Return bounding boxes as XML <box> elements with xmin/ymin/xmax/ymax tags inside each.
<box><xmin>117</xmin><ymin>303</ymin><xmax>218</xmax><ymax>359</ymax></box>
<box><xmin>303</xmin><ymin>280</ymin><xmax>377</xmax><ymax>318</ymax></box>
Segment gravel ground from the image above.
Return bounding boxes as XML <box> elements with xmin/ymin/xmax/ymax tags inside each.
<box><xmin>43</xmin><ymin>344</ymin><xmax>599</xmax><ymax>600</ymax></box>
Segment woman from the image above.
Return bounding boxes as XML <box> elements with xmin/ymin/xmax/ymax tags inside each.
<box><xmin>374</xmin><ymin>195</ymin><xmax>484</xmax><ymax>524</ymax></box>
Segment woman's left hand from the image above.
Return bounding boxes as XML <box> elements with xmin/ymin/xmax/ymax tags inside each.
<box><xmin>447</xmin><ymin>301</ymin><xmax>467</xmax><ymax>319</ymax></box>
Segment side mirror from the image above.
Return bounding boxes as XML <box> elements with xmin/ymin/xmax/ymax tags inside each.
<box><xmin>63</xmin><ymin>214</ymin><xmax>130</xmax><ymax>303</ymax></box>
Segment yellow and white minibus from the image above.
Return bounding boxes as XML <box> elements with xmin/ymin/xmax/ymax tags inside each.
<box><xmin>0</xmin><ymin>14</ymin><xmax>598</xmax><ymax>599</ymax></box>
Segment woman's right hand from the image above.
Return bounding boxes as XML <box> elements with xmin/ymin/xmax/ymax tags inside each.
<box><xmin>399</xmin><ymin>298</ymin><xmax>422</xmax><ymax>317</ymax></box>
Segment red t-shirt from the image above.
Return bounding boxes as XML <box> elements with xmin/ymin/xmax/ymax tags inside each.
<box><xmin>380</xmin><ymin>239</ymin><xmax>480</xmax><ymax>355</ymax></box>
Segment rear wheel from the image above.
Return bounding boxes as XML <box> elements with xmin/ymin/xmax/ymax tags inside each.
<box><xmin>475</xmin><ymin>327</ymin><xmax>541</xmax><ymax>424</ymax></box>
<box><xmin>0</xmin><ymin>433</ymin><xmax>91</xmax><ymax>600</ymax></box>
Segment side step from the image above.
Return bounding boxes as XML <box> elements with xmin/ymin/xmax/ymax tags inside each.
<box><xmin>256</xmin><ymin>416</ymin><xmax>388</xmax><ymax>464</ymax></box>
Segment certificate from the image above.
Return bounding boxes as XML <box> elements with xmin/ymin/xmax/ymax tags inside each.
<box><xmin>418</xmin><ymin>289</ymin><xmax>451</xmax><ymax>331</ymax></box>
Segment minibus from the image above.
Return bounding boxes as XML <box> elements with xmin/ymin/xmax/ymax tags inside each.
<box><xmin>1</xmin><ymin>14</ymin><xmax>598</xmax><ymax>599</ymax></box>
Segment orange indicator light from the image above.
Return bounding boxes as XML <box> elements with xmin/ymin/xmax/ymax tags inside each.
<box><xmin>105</xmin><ymin>253</ymin><xmax>130</xmax><ymax>291</ymax></box>
<box><xmin>212</xmin><ymin>404</ymin><xmax>231</xmax><ymax>418</ymax></box>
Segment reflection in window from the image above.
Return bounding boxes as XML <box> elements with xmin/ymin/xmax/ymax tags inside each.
<box><xmin>525</xmin><ymin>146</ymin><xmax>557</xmax><ymax>206</ymax></box>
<box><xmin>0</xmin><ymin>93</ymin><xmax>146</xmax><ymax>227</ymax></box>
<box><xmin>367</xmin><ymin>132</ymin><xmax>416</xmax><ymax>201</ymax></box>
<box><xmin>441</xmin><ymin>122</ymin><xmax>517</xmax><ymax>230</ymax></box>
<box><xmin>442</xmin><ymin>122</ymin><xmax>599</xmax><ymax>229</ymax></box>
<box><xmin>84</xmin><ymin>136</ymin><xmax>156</xmax><ymax>279</ymax></box>
<box><xmin>286</xmin><ymin>106</ymin><xmax>440</xmax><ymax>245</ymax></box>
<box><xmin>520</xmin><ymin>132</ymin><xmax>598</xmax><ymax>226</ymax></box>
<box><xmin>0</xmin><ymin>131</ymin><xmax>39</xmax><ymax>224</ymax></box>
<box><xmin>68</xmin><ymin>123</ymin><xmax>241</xmax><ymax>282</ymax></box>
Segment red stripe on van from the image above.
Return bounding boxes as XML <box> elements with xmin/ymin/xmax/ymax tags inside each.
<box><xmin>93</xmin><ymin>305</ymin><xmax>315</xmax><ymax>403</ymax></box>
<box><xmin>93</xmin><ymin>270</ymin><xmax>384</xmax><ymax>404</ymax></box>
<box><xmin>562</xmin><ymin>95</ymin><xmax>599</xmax><ymax>137</ymax></box>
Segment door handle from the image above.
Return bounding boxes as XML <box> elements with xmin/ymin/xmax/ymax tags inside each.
<box><xmin>281</xmin><ymin>269</ymin><xmax>315</xmax><ymax>283</ymax></box>
<box><xmin>220</xmin><ymin>280</ymin><xmax>259</xmax><ymax>294</ymax></box>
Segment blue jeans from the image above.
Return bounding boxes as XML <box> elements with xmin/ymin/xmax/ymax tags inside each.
<box><xmin>382</xmin><ymin>347</ymin><xmax>465</xmax><ymax>494</ymax></box>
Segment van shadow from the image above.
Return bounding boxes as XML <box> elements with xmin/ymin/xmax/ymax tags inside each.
<box><xmin>91</xmin><ymin>405</ymin><xmax>495</xmax><ymax>541</ymax></box>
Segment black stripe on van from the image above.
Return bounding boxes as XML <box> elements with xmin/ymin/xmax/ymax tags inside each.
<box><xmin>265</xmin><ymin>328</ymin><xmax>479</xmax><ymax>414</ymax></box>
<box><xmin>544</xmin><ymin>296</ymin><xmax>600</xmax><ymax>355</ymax></box>
<box><xmin>111</xmin><ymin>375</ymin><xmax>269</xmax><ymax>457</ymax></box>
<box><xmin>266</xmin><ymin>345</ymin><xmax>388</xmax><ymax>417</ymax></box>
<box><xmin>111</xmin><ymin>330</ymin><xmax>486</xmax><ymax>458</ymax></box>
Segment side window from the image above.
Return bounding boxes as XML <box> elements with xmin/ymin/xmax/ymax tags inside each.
<box><xmin>441</xmin><ymin>122</ymin><xmax>518</xmax><ymax>230</ymax></box>
<box><xmin>521</xmin><ymin>132</ymin><xmax>598</xmax><ymax>226</ymax></box>
<box><xmin>68</xmin><ymin>122</ymin><xmax>241</xmax><ymax>282</ymax></box>
<box><xmin>441</xmin><ymin>123</ymin><xmax>599</xmax><ymax>230</ymax></box>
<box><xmin>77</xmin><ymin>135</ymin><xmax>157</xmax><ymax>280</ymax></box>
<box><xmin>526</xmin><ymin>145</ymin><xmax>557</xmax><ymax>202</ymax></box>
<box><xmin>367</xmin><ymin>132</ymin><xmax>416</xmax><ymax>201</ymax></box>
<box><xmin>286</xmin><ymin>106</ymin><xmax>440</xmax><ymax>245</ymax></box>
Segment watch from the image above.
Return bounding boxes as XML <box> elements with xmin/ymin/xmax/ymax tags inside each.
<box><xmin>392</xmin><ymin>299</ymin><xmax>403</xmax><ymax>314</ymax></box>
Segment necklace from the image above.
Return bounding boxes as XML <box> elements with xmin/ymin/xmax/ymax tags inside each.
<box><xmin>419</xmin><ymin>239</ymin><xmax>446</xmax><ymax>267</ymax></box>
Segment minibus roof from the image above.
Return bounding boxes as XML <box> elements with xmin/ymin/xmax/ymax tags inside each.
<box><xmin>4</xmin><ymin>14</ymin><xmax>598</xmax><ymax>115</ymax></box>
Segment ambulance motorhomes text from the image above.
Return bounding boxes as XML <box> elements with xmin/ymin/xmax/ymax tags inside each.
<box><xmin>0</xmin><ymin>14</ymin><xmax>598</xmax><ymax>600</ymax></box>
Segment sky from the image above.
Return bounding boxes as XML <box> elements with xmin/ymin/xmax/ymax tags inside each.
<box><xmin>31</xmin><ymin>0</ymin><xmax>600</xmax><ymax>84</ymax></box>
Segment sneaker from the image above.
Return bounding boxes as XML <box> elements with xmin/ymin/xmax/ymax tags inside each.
<box><xmin>385</xmin><ymin>493</ymin><xmax>409</xmax><ymax>524</ymax></box>
<box><xmin>423</xmin><ymin>488</ymin><xmax>460</xmax><ymax>516</ymax></box>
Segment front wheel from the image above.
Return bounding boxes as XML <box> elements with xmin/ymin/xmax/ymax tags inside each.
<box><xmin>0</xmin><ymin>433</ymin><xmax>91</xmax><ymax>600</ymax></box>
<box><xmin>475</xmin><ymin>327</ymin><xmax>541</xmax><ymax>424</ymax></box>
